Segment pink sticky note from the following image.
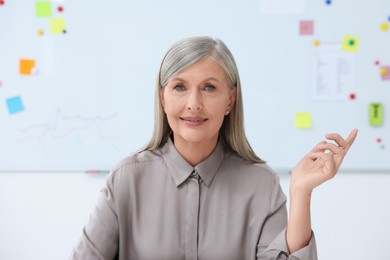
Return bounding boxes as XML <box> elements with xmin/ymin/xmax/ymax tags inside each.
<box><xmin>380</xmin><ymin>66</ymin><xmax>390</xmax><ymax>80</ymax></box>
<box><xmin>300</xmin><ymin>20</ymin><xmax>314</xmax><ymax>35</ymax></box>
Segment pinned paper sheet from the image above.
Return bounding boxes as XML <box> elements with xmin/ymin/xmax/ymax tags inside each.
<box><xmin>6</xmin><ymin>96</ymin><xmax>25</xmax><ymax>114</ymax></box>
<box><xmin>36</xmin><ymin>1</ymin><xmax>52</xmax><ymax>17</ymax></box>
<box><xmin>380</xmin><ymin>66</ymin><xmax>390</xmax><ymax>80</ymax></box>
<box><xmin>312</xmin><ymin>44</ymin><xmax>356</xmax><ymax>100</ymax></box>
<box><xmin>300</xmin><ymin>20</ymin><xmax>314</xmax><ymax>35</ymax></box>
<box><xmin>49</xmin><ymin>17</ymin><xmax>66</xmax><ymax>34</ymax></box>
<box><xmin>19</xmin><ymin>59</ymin><xmax>36</xmax><ymax>75</ymax></box>
<box><xmin>369</xmin><ymin>103</ymin><xmax>383</xmax><ymax>126</ymax></box>
<box><xmin>295</xmin><ymin>112</ymin><xmax>312</xmax><ymax>129</ymax></box>
<box><xmin>341</xmin><ymin>35</ymin><xmax>359</xmax><ymax>53</ymax></box>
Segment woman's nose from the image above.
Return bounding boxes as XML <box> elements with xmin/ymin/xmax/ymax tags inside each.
<box><xmin>186</xmin><ymin>90</ymin><xmax>203</xmax><ymax>111</ymax></box>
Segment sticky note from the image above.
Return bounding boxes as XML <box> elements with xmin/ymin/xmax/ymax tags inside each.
<box><xmin>380</xmin><ymin>22</ymin><xmax>389</xmax><ymax>31</ymax></box>
<box><xmin>49</xmin><ymin>17</ymin><xmax>66</xmax><ymax>34</ymax></box>
<box><xmin>295</xmin><ymin>112</ymin><xmax>312</xmax><ymax>128</ymax></box>
<box><xmin>300</xmin><ymin>20</ymin><xmax>314</xmax><ymax>35</ymax></box>
<box><xmin>36</xmin><ymin>1</ymin><xmax>51</xmax><ymax>17</ymax></box>
<box><xmin>380</xmin><ymin>66</ymin><xmax>390</xmax><ymax>80</ymax></box>
<box><xmin>19</xmin><ymin>59</ymin><xmax>36</xmax><ymax>75</ymax></box>
<box><xmin>6</xmin><ymin>96</ymin><xmax>25</xmax><ymax>114</ymax></box>
<box><xmin>341</xmin><ymin>35</ymin><xmax>359</xmax><ymax>53</ymax></box>
<box><xmin>369</xmin><ymin>103</ymin><xmax>383</xmax><ymax>126</ymax></box>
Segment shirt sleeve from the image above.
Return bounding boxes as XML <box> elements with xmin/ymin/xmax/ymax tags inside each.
<box><xmin>256</xmin><ymin>172</ymin><xmax>318</xmax><ymax>260</ymax></box>
<box><xmin>69</xmin><ymin>173</ymin><xmax>119</xmax><ymax>260</ymax></box>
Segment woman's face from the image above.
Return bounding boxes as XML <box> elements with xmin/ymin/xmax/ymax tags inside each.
<box><xmin>161</xmin><ymin>57</ymin><xmax>236</xmax><ymax>147</ymax></box>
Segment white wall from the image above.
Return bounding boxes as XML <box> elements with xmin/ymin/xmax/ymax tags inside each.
<box><xmin>0</xmin><ymin>171</ymin><xmax>389</xmax><ymax>259</ymax></box>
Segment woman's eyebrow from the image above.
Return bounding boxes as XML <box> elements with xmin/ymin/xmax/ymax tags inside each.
<box><xmin>170</xmin><ymin>77</ymin><xmax>221</xmax><ymax>83</ymax></box>
<box><xmin>202</xmin><ymin>77</ymin><xmax>221</xmax><ymax>83</ymax></box>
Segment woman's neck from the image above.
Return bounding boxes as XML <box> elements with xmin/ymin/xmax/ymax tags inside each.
<box><xmin>172</xmin><ymin>135</ymin><xmax>218</xmax><ymax>167</ymax></box>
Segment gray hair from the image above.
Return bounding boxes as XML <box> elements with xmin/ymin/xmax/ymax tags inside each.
<box><xmin>142</xmin><ymin>36</ymin><xmax>264</xmax><ymax>164</ymax></box>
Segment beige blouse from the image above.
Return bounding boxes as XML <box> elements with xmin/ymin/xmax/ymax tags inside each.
<box><xmin>70</xmin><ymin>138</ymin><xmax>317</xmax><ymax>260</ymax></box>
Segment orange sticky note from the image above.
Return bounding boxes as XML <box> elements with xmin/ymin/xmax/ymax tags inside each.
<box><xmin>19</xmin><ymin>59</ymin><xmax>36</xmax><ymax>75</ymax></box>
<box><xmin>341</xmin><ymin>35</ymin><xmax>359</xmax><ymax>53</ymax></box>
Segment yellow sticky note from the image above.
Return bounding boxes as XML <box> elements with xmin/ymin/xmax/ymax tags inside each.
<box><xmin>36</xmin><ymin>2</ymin><xmax>51</xmax><ymax>17</ymax></box>
<box><xmin>295</xmin><ymin>112</ymin><xmax>312</xmax><ymax>129</ymax></box>
<box><xmin>19</xmin><ymin>59</ymin><xmax>36</xmax><ymax>75</ymax></box>
<box><xmin>341</xmin><ymin>35</ymin><xmax>359</xmax><ymax>53</ymax></box>
<box><xmin>380</xmin><ymin>22</ymin><xmax>389</xmax><ymax>31</ymax></box>
<box><xmin>49</xmin><ymin>17</ymin><xmax>66</xmax><ymax>34</ymax></box>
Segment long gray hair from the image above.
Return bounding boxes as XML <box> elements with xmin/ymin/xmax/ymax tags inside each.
<box><xmin>142</xmin><ymin>36</ymin><xmax>264</xmax><ymax>164</ymax></box>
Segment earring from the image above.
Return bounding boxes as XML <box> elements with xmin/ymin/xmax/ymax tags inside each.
<box><xmin>225</xmin><ymin>110</ymin><xmax>230</xmax><ymax>115</ymax></box>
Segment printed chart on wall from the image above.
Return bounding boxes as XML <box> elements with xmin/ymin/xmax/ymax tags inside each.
<box><xmin>0</xmin><ymin>0</ymin><xmax>389</xmax><ymax>172</ymax></box>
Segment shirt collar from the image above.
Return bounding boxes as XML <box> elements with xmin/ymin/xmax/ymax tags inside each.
<box><xmin>162</xmin><ymin>138</ymin><xmax>225</xmax><ymax>187</ymax></box>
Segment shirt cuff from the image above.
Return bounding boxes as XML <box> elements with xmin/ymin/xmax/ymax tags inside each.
<box><xmin>265</xmin><ymin>228</ymin><xmax>318</xmax><ymax>260</ymax></box>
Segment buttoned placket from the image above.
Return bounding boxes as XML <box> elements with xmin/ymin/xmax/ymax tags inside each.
<box><xmin>277</xmin><ymin>251</ymin><xmax>289</xmax><ymax>260</ymax></box>
<box><xmin>185</xmin><ymin>170</ymin><xmax>200</xmax><ymax>260</ymax></box>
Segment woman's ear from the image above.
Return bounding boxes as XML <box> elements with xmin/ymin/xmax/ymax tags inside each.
<box><xmin>227</xmin><ymin>86</ymin><xmax>237</xmax><ymax>110</ymax></box>
<box><xmin>160</xmin><ymin>89</ymin><xmax>165</xmax><ymax>108</ymax></box>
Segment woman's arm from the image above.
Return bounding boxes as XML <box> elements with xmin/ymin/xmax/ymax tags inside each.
<box><xmin>70</xmin><ymin>174</ymin><xmax>119</xmax><ymax>260</ymax></box>
<box><xmin>286</xmin><ymin>129</ymin><xmax>358</xmax><ymax>253</ymax></box>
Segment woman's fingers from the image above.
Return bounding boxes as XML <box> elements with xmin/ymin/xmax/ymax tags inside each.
<box><xmin>294</xmin><ymin>129</ymin><xmax>358</xmax><ymax>192</ymax></box>
<box><xmin>311</xmin><ymin>140</ymin><xmax>327</xmax><ymax>153</ymax></box>
<box><xmin>324</xmin><ymin>133</ymin><xmax>347</xmax><ymax>148</ymax></box>
<box><xmin>308</xmin><ymin>152</ymin><xmax>337</xmax><ymax>176</ymax></box>
<box><xmin>325</xmin><ymin>129</ymin><xmax>358</xmax><ymax>151</ymax></box>
<box><xmin>313</xmin><ymin>142</ymin><xmax>342</xmax><ymax>154</ymax></box>
<box><xmin>346</xmin><ymin>128</ymin><xmax>358</xmax><ymax>146</ymax></box>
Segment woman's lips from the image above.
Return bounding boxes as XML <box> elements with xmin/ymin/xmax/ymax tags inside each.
<box><xmin>180</xmin><ymin>117</ymin><xmax>208</xmax><ymax>126</ymax></box>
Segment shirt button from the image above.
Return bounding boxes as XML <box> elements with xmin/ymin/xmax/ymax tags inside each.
<box><xmin>190</xmin><ymin>170</ymin><xmax>199</xmax><ymax>179</ymax></box>
<box><xmin>278</xmin><ymin>252</ymin><xmax>289</xmax><ymax>260</ymax></box>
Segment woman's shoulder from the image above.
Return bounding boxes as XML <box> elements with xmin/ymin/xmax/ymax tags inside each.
<box><xmin>223</xmin><ymin>148</ymin><xmax>279</xmax><ymax>180</ymax></box>
<box><xmin>222</xmin><ymin>149</ymin><xmax>285</xmax><ymax>204</ymax></box>
<box><xmin>110</xmin><ymin>148</ymin><xmax>164</xmax><ymax>175</ymax></box>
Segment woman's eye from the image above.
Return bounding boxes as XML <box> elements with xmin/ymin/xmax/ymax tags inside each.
<box><xmin>174</xmin><ymin>85</ymin><xmax>185</xmax><ymax>91</ymax></box>
<box><xmin>204</xmin><ymin>85</ymin><xmax>216</xmax><ymax>91</ymax></box>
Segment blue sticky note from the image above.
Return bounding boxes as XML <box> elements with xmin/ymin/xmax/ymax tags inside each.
<box><xmin>6</xmin><ymin>96</ymin><xmax>25</xmax><ymax>114</ymax></box>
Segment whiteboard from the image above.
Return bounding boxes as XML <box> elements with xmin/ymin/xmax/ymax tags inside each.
<box><xmin>1</xmin><ymin>0</ymin><xmax>389</xmax><ymax>172</ymax></box>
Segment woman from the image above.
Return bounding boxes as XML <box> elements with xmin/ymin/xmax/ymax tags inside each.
<box><xmin>71</xmin><ymin>36</ymin><xmax>357</xmax><ymax>259</ymax></box>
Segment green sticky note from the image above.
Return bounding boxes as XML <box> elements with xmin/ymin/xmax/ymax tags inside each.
<box><xmin>369</xmin><ymin>103</ymin><xmax>383</xmax><ymax>126</ymax></box>
<box><xmin>295</xmin><ymin>112</ymin><xmax>312</xmax><ymax>129</ymax></box>
<box><xmin>36</xmin><ymin>1</ymin><xmax>52</xmax><ymax>17</ymax></box>
<box><xmin>49</xmin><ymin>17</ymin><xmax>66</xmax><ymax>34</ymax></box>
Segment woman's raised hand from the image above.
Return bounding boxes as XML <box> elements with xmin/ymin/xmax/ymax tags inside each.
<box><xmin>290</xmin><ymin>129</ymin><xmax>358</xmax><ymax>194</ymax></box>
